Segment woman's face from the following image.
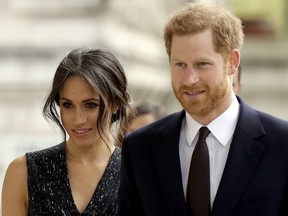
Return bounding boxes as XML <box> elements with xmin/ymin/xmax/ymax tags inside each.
<box><xmin>59</xmin><ymin>76</ymin><xmax>101</xmax><ymax>147</ymax></box>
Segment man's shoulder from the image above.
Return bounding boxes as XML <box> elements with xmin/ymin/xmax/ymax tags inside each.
<box><xmin>256</xmin><ymin>110</ymin><xmax>288</xmax><ymax>132</ymax></box>
<box><xmin>124</xmin><ymin>111</ymin><xmax>184</xmax><ymax>144</ymax></box>
<box><xmin>238</xmin><ymin>96</ymin><xmax>288</xmax><ymax>129</ymax></box>
<box><xmin>132</xmin><ymin>110</ymin><xmax>184</xmax><ymax>134</ymax></box>
<box><xmin>239</xmin><ymin>98</ymin><xmax>288</xmax><ymax>140</ymax></box>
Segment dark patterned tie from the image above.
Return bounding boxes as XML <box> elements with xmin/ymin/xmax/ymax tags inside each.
<box><xmin>186</xmin><ymin>127</ymin><xmax>211</xmax><ymax>216</ymax></box>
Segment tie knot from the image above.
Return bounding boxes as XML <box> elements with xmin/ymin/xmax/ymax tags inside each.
<box><xmin>198</xmin><ymin>127</ymin><xmax>210</xmax><ymax>141</ymax></box>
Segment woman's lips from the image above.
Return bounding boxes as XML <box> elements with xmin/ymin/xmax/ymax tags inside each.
<box><xmin>72</xmin><ymin>128</ymin><xmax>92</xmax><ymax>136</ymax></box>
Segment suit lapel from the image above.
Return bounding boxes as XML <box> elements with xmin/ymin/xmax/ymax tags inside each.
<box><xmin>152</xmin><ymin>111</ymin><xmax>187</xmax><ymax>216</ymax></box>
<box><xmin>213</xmin><ymin>98</ymin><xmax>266</xmax><ymax>216</ymax></box>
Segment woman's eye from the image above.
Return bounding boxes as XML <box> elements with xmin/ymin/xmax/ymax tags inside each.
<box><xmin>62</xmin><ymin>102</ymin><xmax>73</xmax><ymax>109</ymax></box>
<box><xmin>86</xmin><ymin>102</ymin><xmax>98</xmax><ymax>109</ymax></box>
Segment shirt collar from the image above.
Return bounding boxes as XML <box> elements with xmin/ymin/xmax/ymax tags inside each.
<box><xmin>185</xmin><ymin>96</ymin><xmax>240</xmax><ymax>146</ymax></box>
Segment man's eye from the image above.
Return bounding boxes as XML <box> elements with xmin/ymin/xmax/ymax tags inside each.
<box><xmin>176</xmin><ymin>62</ymin><xmax>186</xmax><ymax>68</ymax></box>
<box><xmin>196</xmin><ymin>62</ymin><xmax>209</xmax><ymax>67</ymax></box>
<box><xmin>86</xmin><ymin>103</ymin><xmax>98</xmax><ymax>109</ymax></box>
<box><xmin>62</xmin><ymin>102</ymin><xmax>73</xmax><ymax>109</ymax></box>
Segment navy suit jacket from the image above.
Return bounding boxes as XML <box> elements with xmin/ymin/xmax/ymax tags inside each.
<box><xmin>118</xmin><ymin>97</ymin><xmax>288</xmax><ymax>216</ymax></box>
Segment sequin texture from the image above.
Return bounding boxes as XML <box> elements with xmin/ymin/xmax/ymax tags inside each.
<box><xmin>26</xmin><ymin>142</ymin><xmax>121</xmax><ymax>216</ymax></box>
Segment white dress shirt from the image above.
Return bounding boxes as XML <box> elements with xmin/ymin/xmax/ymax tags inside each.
<box><xmin>179</xmin><ymin>96</ymin><xmax>240</xmax><ymax>207</ymax></box>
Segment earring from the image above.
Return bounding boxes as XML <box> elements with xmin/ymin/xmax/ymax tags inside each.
<box><xmin>113</xmin><ymin>109</ymin><xmax>118</xmax><ymax>114</ymax></box>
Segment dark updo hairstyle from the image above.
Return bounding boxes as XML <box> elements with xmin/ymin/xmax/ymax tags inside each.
<box><xmin>43</xmin><ymin>48</ymin><xmax>135</xmax><ymax>147</ymax></box>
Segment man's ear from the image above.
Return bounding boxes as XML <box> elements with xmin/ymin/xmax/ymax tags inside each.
<box><xmin>228</xmin><ymin>49</ymin><xmax>241</xmax><ymax>75</ymax></box>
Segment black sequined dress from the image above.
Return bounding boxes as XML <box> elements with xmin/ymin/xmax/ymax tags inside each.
<box><xmin>26</xmin><ymin>142</ymin><xmax>121</xmax><ymax>216</ymax></box>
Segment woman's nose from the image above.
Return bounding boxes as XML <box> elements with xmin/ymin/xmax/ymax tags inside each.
<box><xmin>74</xmin><ymin>108</ymin><xmax>87</xmax><ymax>125</ymax></box>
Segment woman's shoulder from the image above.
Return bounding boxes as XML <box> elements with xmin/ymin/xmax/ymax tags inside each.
<box><xmin>113</xmin><ymin>146</ymin><xmax>121</xmax><ymax>158</ymax></box>
<box><xmin>26</xmin><ymin>142</ymin><xmax>65</xmax><ymax>160</ymax></box>
<box><xmin>105</xmin><ymin>146</ymin><xmax>121</xmax><ymax>174</ymax></box>
<box><xmin>4</xmin><ymin>155</ymin><xmax>28</xmax><ymax>189</ymax></box>
<box><xmin>6</xmin><ymin>155</ymin><xmax>27</xmax><ymax>174</ymax></box>
<box><xmin>2</xmin><ymin>155</ymin><xmax>28</xmax><ymax>209</ymax></box>
<box><xmin>111</xmin><ymin>146</ymin><xmax>121</xmax><ymax>163</ymax></box>
<box><xmin>25</xmin><ymin>142</ymin><xmax>66</xmax><ymax>172</ymax></box>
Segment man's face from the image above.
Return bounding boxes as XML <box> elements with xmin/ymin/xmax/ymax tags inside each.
<box><xmin>170</xmin><ymin>29</ymin><xmax>233</xmax><ymax>122</ymax></box>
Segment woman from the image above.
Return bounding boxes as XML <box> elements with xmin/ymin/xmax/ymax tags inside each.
<box><xmin>2</xmin><ymin>48</ymin><xmax>134</xmax><ymax>215</ymax></box>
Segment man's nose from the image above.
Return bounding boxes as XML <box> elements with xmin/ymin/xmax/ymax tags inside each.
<box><xmin>183</xmin><ymin>67</ymin><xmax>199</xmax><ymax>85</ymax></box>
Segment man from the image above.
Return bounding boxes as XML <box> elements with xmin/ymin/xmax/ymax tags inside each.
<box><xmin>118</xmin><ymin>3</ymin><xmax>288</xmax><ymax>216</ymax></box>
<box><xmin>129</xmin><ymin>102</ymin><xmax>164</xmax><ymax>132</ymax></box>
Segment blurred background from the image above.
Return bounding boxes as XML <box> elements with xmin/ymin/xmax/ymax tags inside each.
<box><xmin>0</xmin><ymin>0</ymin><xmax>287</xmax><ymax>207</ymax></box>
